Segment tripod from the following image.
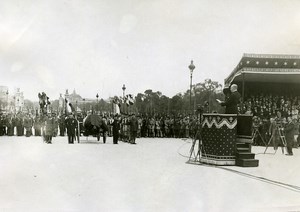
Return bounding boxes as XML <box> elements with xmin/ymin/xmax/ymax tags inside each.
<box><xmin>264</xmin><ymin>125</ymin><xmax>287</xmax><ymax>154</ymax></box>
<box><xmin>188</xmin><ymin>129</ymin><xmax>202</xmax><ymax>162</ymax></box>
<box><xmin>252</xmin><ymin>126</ymin><xmax>267</xmax><ymax>146</ymax></box>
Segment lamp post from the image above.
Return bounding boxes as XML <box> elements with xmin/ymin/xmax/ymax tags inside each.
<box><xmin>75</xmin><ymin>100</ymin><xmax>78</xmax><ymax>116</ymax></box>
<box><xmin>188</xmin><ymin>60</ymin><xmax>195</xmax><ymax>114</ymax></box>
<box><xmin>6</xmin><ymin>90</ymin><xmax>8</xmax><ymax>111</ymax></box>
<box><xmin>17</xmin><ymin>98</ymin><xmax>19</xmax><ymax>112</ymax></box>
<box><xmin>83</xmin><ymin>98</ymin><xmax>85</xmax><ymax>114</ymax></box>
<box><xmin>96</xmin><ymin>93</ymin><xmax>99</xmax><ymax>113</ymax></box>
<box><xmin>122</xmin><ymin>84</ymin><xmax>126</xmax><ymax>98</ymax></box>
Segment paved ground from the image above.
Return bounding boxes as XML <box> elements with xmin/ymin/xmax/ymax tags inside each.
<box><xmin>0</xmin><ymin>136</ymin><xmax>300</xmax><ymax>212</ymax></box>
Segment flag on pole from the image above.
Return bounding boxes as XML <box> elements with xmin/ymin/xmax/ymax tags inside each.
<box><xmin>112</xmin><ymin>97</ymin><xmax>121</xmax><ymax>114</ymax></box>
<box><xmin>128</xmin><ymin>94</ymin><xmax>134</xmax><ymax>105</ymax></box>
<box><xmin>65</xmin><ymin>98</ymin><xmax>75</xmax><ymax>114</ymax></box>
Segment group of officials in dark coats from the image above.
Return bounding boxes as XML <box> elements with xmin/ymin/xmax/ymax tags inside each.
<box><xmin>112</xmin><ymin>113</ymin><xmax>138</xmax><ymax>145</ymax></box>
<box><xmin>30</xmin><ymin>113</ymin><xmax>78</xmax><ymax>144</ymax></box>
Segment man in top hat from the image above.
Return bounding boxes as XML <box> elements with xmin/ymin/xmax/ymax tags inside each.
<box><xmin>222</xmin><ymin>84</ymin><xmax>231</xmax><ymax>102</ymax></box>
<box><xmin>219</xmin><ymin>84</ymin><xmax>241</xmax><ymax>114</ymax></box>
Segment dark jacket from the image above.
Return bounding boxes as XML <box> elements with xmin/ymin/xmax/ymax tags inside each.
<box><xmin>112</xmin><ymin>119</ymin><xmax>120</xmax><ymax>133</ymax></box>
<box><xmin>285</xmin><ymin>121</ymin><xmax>295</xmax><ymax>141</ymax></box>
<box><xmin>129</xmin><ymin>116</ymin><xmax>138</xmax><ymax>132</ymax></box>
<box><xmin>65</xmin><ymin>117</ymin><xmax>78</xmax><ymax>136</ymax></box>
<box><xmin>221</xmin><ymin>91</ymin><xmax>241</xmax><ymax>114</ymax></box>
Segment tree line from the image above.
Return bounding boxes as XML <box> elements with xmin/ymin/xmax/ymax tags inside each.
<box><xmin>2</xmin><ymin>78</ymin><xmax>225</xmax><ymax>115</ymax></box>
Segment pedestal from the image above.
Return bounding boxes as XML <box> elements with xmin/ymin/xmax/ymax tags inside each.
<box><xmin>200</xmin><ymin>114</ymin><xmax>237</xmax><ymax>165</ymax></box>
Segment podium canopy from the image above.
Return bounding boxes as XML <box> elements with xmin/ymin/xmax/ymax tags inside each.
<box><xmin>225</xmin><ymin>53</ymin><xmax>300</xmax><ymax>85</ymax></box>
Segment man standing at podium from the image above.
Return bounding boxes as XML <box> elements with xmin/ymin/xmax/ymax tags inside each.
<box><xmin>218</xmin><ymin>84</ymin><xmax>241</xmax><ymax>114</ymax></box>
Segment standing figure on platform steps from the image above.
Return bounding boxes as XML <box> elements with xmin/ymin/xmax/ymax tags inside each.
<box><xmin>219</xmin><ymin>84</ymin><xmax>241</xmax><ymax>114</ymax></box>
<box><xmin>65</xmin><ymin>113</ymin><xmax>78</xmax><ymax>144</ymax></box>
<box><xmin>285</xmin><ymin>116</ymin><xmax>295</xmax><ymax>156</ymax></box>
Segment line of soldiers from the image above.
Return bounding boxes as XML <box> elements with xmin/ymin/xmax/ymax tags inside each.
<box><xmin>113</xmin><ymin>115</ymin><xmax>201</xmax><ymax>140</ymax></box>
<box><xmin>0</xmin><ymin>113</ymin><xmax>41</xmax><ymax>137</ymax></box>
<box><xmin>1</xmin><ymin>111</ymin><xmax>202</xmax><ymax>145</ymax></box>
<box><xmin>0</xmin><ymin>112</ymin><xmax>79</xmax><ymax>144</ymax></box>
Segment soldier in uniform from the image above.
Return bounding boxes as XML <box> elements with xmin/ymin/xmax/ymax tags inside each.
<box><xmin>52</xmin><ymin>113</ymin><xmax>58</xmax><ymax>137</ymax></box>
<box><xmin>0</xmin><ymin>114</ymin><xmax>4</xmax><ymax>136</ymax></box>
<box><xmin>24</xmin><ymin>114</ymin><xmax>33</xmax><ymax>137</ymax></box>
<box><xmin>58</xmin><ymin>115</ymin><xmax>66</xmax><ymax>136</ymax></box>
<box><xmin>101</xmin><ymin>115</ymin><xmax>108</xmax><ymax>144</ymax></box>
<box><xmin>34</xmin><ymin>116</ymin><xmax>42</xmax><ymax>136</ymax></box>
<box><xmin>65</xmin><ymin>113</ymin><xmax>78</xmax><ymax>144</ymax></box>
<box><xmin>44</xmin><ymin>113</ymin><xmax>54</xmax><ymax>144</ymax></box>
<box><xmin>6</xmin><ymin>114</ymin><xmax>14</xmax><ymax>136</ymax></box>
<box><xmin>15</xmin><ymin>114</ymin><xmax>24</xmax><ymax>136</ymax></box>
<box><xmin>129</xmin><ymin>114</ymin><xmax>138</xmax><ymax>144</ymax></box>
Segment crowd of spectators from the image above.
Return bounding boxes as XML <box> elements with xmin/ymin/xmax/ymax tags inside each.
<box><xmin>239</xmin><ymin>94</ymin><xmax>300</xmax><ymax>147</ymax></box>
<box><xmin>239</xmin><ymin>94</ymin><xmax>300</xmax><ymax>119</ymax></box>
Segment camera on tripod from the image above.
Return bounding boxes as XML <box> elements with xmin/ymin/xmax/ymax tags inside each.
<box><xmin>252</xmin><ymin>116</ymin><xmax>261</xmax><ymax>129</ymax></box>
<box><xmin>196</xmin><ymin>101</ymin><xmax>209</xmax><ymax>115</ymax></box>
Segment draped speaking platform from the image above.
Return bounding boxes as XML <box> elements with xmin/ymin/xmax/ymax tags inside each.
<box><xmin>200</xmin><ymin>114</ymin><xmax>237</xmax><ymax>165</ymax></box>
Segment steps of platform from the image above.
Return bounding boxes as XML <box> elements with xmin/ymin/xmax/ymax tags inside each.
<box><xmin>236</xmin><ymin>142</ymin><xmax>251</xmax><ymax>149</ymax></box>
<box><xmin>236</xmin><ymin>147</ymin><xmax>250</xmax><ymax>152</ymax></box>
<box><xmin>236</xmin><ymin>159</ymin><xmax>259</xmax><ymax>167</ymax></box>
<box><xmin>236</xmin><ymin>152</ymin><xmax>255</xmax><ymax>159</ymax></box>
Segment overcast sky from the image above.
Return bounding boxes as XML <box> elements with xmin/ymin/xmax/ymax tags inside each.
<box><xmin>1</xmin><ymin>0</ymin><xmax>300</xmax><ymax>101</ymax></box>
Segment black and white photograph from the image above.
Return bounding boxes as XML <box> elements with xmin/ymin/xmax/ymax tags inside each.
<box><xmin>1</xmin><ymin>0</ymin><xmax>300</xmax><ymax>211</ymax></box>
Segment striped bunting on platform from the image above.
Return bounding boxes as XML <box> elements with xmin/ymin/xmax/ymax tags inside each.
<box><xmin>202</xmin><ymin>115</ymin><xmax>237</xmax><ymax>129</ymax></box>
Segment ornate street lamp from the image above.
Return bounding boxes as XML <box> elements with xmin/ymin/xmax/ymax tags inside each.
<box><xmin>17</xmin><ymin>98</ymin><xmax>19</xmax><ymax>112</ymax></box>
<box><xmin>75</xmin><ymin>100</ymin><xmax>78</xmax><ymax>115</ymax></box>
<box><xmin>188</xmin><ymin>60</ymin><xmax>195</xmax><ymax>114</ymax></box>
<box><xmin>83</xmin><ymin>98</ymin><xmax>86</xmax><ymax>113</ymax></box>
<box><xmin>122</xmin><ymin>84</ymin><xmax>126</xmax><ymax>98</ymax></box>
<box><xmin>6</xmin><ymin>90</ymin><xmax>9</xmax><ymax>111</ymax></box>
<box><xmin>96</xmin><ymin>93</ymin><xmax>99</xmax><ymax>112</ymax></box>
